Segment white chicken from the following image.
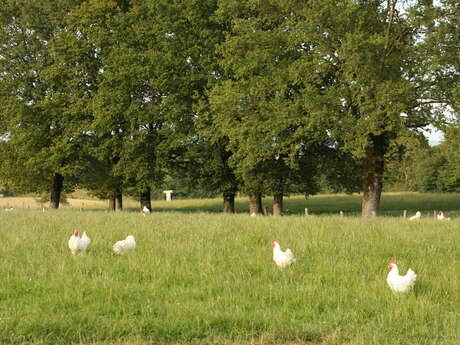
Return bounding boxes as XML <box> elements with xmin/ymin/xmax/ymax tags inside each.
<box><xmin>142</xmin><ymin>206</ymin><xmax>151</xmax><ymax>216</ymax></box>
<box><xmin>68</xmin><ymin>231</ymin><xmax>91</xmax><ymax>255</ymax></box>
<box><xmin>437</xmin><ymin>210</ymin><xmax>451</xmax><ymax>221</ymax></box>
<box><xmin>113</xmin><ymin>235</ymin><xmax>136</xmax><ymax>254</ymax></box>
<box><xmin>81</xmin><ymin>232</ymin><xmax>91</xmax><ymax>251</ymax></box>
<box><xmin>409</xmin><ymin>211</ymin><xmax>421</xmax><ymax>220</ymax></box>
<box><xmin>272</xmin><ymin>239</ymin><xmax>296</xmax><ymax>268</ymax></box>
<box><xmin>386</xmin><ymin>260</ymin><xmax>417</xmax><ymax>293</ymax></box>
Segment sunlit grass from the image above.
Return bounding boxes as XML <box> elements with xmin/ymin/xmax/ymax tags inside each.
<box><xmin>1</xmin><ymin>196</ymin><xmax>460</xmax><ymax>345</ymax></box>
<box><xmin>0</xmin><ymin>196</ymin><xmax>106</xmax><ymax>209</ymax></box>
<box><xmin>2</xmin><ymin>192</ymin><xmax>459</xmax><ymax>218</ymax></box>
<box><xmin>129</xmin><ymin>192</ymin><xmax>460</xmax><ymax>218</ymax></box>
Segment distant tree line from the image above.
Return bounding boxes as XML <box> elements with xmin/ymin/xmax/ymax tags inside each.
<box><xmin>0</xmin><ymin>0</ymin><xmax>458</xmax><ymax>216</ymax></box>
<box><xmin>385</xmin><ymin>125</ymin><xmax>460</xmax><ymax>193</ymax></box>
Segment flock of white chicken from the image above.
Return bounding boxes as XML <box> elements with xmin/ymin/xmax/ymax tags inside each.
<box><xmin>409</xmin><ymin>210</ymin><xmax>451</xmax><ymax>221</ymax></box>
<box><xmin>68</xmin><ymin>232</ymin><xmax>416</xmax><ymax>293</ymax></box>
<box><xmin>68</xmin><ymin>232</ymin><xmax>136</xmax><ymax>255</ymax></box>
<box><xmin>272</xmin><ymin>239</ymin><xmax>417</xmax><ymax>293</ymax></box>
<box><xmin>66</xmin><ymin>209</ymin><xmax>455</xmax><ymax>293</ymax></box>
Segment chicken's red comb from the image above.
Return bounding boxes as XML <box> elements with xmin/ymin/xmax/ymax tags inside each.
<box><xmin>74</xmin><ymin>231</ymin><xmax>79</xmax><ymax>236</ymax></box>
<box><xmin>388</xmin><ymin>259</ymin><xmax>397</xmax><ymax>265</ymax></box>
<box><xmin>271</xmin><ymin>239</ymin><xmax>279</xmax><ymax>244</ymax></box>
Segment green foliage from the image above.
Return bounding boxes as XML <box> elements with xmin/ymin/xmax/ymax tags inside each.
<box><xmin>160</xmin><ymin>174</ymin><xmax>219</xmax><ymax>199</ymax></box>
<box><xmin>0</xmin><ymin>0</ymin><xmax>458</xmax><ymax>211</ymax></box>
<box><xmin>317</xmin><ymin>148</ymin><xmax>362</xmax><ymax>194</ymax></box>
<box><xmin>0</xmin><ymin>189</ymin><xmax>14</xmax><ymax>197</ymax></box>
<box><xmin>414</xmin><ymin>145</ymin><xmax>447</xmax><ymax>192</ymax></box>
<box><xmin>384</xmin><ymin>130</ymin><xmax>432</xmax><ymax>192</ymax></box>
<box><xmin>209</xmin><ymin>0</ymin><xmax>341</xmax><ymax>197</ymax></box>
<box><xmin>0</xmin><ymin>0</ymin><xmax>88</xmax><ymax>196</ymax></box>
<box><xmin>436</xmin><ymin>124</ymin><xmax>460</xmax><ymax>191</ymax></box>
<box><xmin>419</xmin><ymin>0</ymin><xmax>460</xmax><ymax>113</ymax></box>
<box><xmin>180</xmin><ymin>137</ymin><xmax>240</xmax><ymax>198</ymax></box>
<box><xmin>385</xmin><ymin>123</ymin><xmax>460</xmax><ymax>193</ymax></box>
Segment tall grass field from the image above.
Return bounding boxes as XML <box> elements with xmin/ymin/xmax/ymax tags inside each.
<box><xmin>1</xmin><ymin>193</ymin><xmax>460</xmax><ymax>345</ymax></box>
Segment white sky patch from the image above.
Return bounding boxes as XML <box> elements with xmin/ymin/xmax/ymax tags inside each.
<box><xmin>422</xmin><ymin>125</ymin><xmax>444</xmax><ymax>146</ymax></box>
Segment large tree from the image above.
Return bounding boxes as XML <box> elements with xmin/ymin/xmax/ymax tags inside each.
<box><xmin>59</xmin><ymin>0</ymin><xmax>181</xmax><ymax>211</ymax></box>
<box><xmin>209</xmin><ymin>0</ymin><xmax>355</xmax><ymax>215</ymax></box>
<box><xmin>337</xmin><ymin>0</ymin><xmax>458</xmax><ymax>215</ymax></box>
<box><xmin>210</xmin><ymin>0</ymin><xmax>457</xmax><ymax>217</ymax></box>
<box><xmin>300</xmin><ymin>0</ymin><xmax>438</xmax><ymax>216</ymax></box>
<box><xmin>158</xmin><ymin>0</ymin><xmax>243</xmax><ymax>213</ymax></box>
<box><xmin>55</xmin><ymin>0</ymin><xmax>131</xmax><ymax>211</ymax></box>
<box><xmin>286</xmin><ymin>0</ymin><xmax>455</xmax><ymax>216</ymax></box>
<box><xmin>0</xmin><ymin>0</ymin><xmax>87</xmax><ymax>208</ymax></box>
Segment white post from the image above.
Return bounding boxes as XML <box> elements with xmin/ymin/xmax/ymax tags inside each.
<box><xmin>340</xmin><ymin>211</ymin><xmax>344</xmax><ymax>217</ymax></box>
<box><xmin>163</xmin><ymin>190</ymin><xmax>174</xmax><ymax>202</ymax></box>
<box><xmin>305</xmin><ymin>208</ymin><xmax>308</xmax><ymax>216</ymax></box>
<box><xmin>403</xmin><ymin>210</ymin><xmax>407</xmax><ymax>218</ymax></box>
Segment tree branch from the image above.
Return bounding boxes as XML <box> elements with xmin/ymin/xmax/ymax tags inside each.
<box><xmin>380</xmin><ymin>0</ymin><xmax>397</xmax><ymax>75</ymax></box>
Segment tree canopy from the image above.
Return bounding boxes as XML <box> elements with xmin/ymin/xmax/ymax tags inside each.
<box><xmin>0</xmin><ymin>0</ymin><xmax>458</xmax><ymax>214</ymax></box>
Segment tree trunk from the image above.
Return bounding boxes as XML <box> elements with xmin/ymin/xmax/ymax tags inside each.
<box><xmin>140</xmin><ymin>187</ymin><xmax>152</xmax><ymax>212</ymax></box>
<box><xmin>115</xmin><ymin>186</ymin><xmax>123</xmax><ymax>211</ymax></box>
<box><xmin>273</xmin><ymin>194</ymin><xmax>283</xmax><ymax>216</ymax></box>
<box><xmin>249</xmin><ymin>194</ymin><xmax>263</xmax><ymax>215</ymax></box>
<box><xmin>49</xmin><ymin>173</ymin><xmax>63</xmax><ymax>209</ymax></box>
<box><xmin>362</xmin><ymin>135</ymin><xmax>385</xmax><ymax>217</ymax></box>
<box><xmin>223</xmin><ymin>192</ymin><xmax>235</xmax><ymax>213</ymax></box>
<box><xmin>108</xmin><ymin>195</ymin><xmax>116</xmax><ymax>211</ymax></box>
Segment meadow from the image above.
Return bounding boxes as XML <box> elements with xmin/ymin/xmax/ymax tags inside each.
<box><xmin>1</xmin><ymin>193</ymin><xmax>460</xmax><ymax>345</ymax></box>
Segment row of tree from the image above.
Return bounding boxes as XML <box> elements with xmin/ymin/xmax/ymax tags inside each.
<box><xmin>385</xmin><ymin>125</ymin><xmax>460</xmax><ymax>193</ymax></box>
<box><xmin>0</xmin><ymin>0</ymin><xmax>458</xmax><ymax>216</ymax></box>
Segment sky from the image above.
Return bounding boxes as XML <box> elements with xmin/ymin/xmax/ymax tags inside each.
<box><xmin>423</xmin><ymin>125</ymin><xmax>444</xmax><ymax>146</ymax></box>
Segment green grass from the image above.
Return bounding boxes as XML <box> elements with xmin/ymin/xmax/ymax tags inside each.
<box><xmin>121</xmin><ymin>192</ymin><xmax>460</xmax><ymax>218</ymax></box>
<box><xmin>1</xmin><ymin>193</ymin><xmax>460</xmax><ymax>345</ymax></box>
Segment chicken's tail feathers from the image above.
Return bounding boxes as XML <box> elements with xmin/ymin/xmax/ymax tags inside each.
<box><xmin>81</xmin><ymin>234</ymin><xmax>91</xmax><ymax>248</ymax></box>
<box><xmin>113</xmin><ymin>242</ymin><xmax>122</xmax><ymax>254</ymax></box>
<box><xmin>285</xmin><ymin>249</ymin><xmax>296</xmax><ymax>261</ymax></box>
<box><xmin>406</xmin><ymin>269</ymin><xmax>417</xmax><ymax>286</ymax></box>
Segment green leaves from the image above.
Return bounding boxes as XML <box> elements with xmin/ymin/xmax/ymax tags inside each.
<box><xmin>0</xmin><ymin>0</ymin><xmax>457</xmax><ymax>209</ymax></box>
<box><xmin>0</xmin><ymin>0</ymin><xmax>87</xmax><ymax>196</ymax></box>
